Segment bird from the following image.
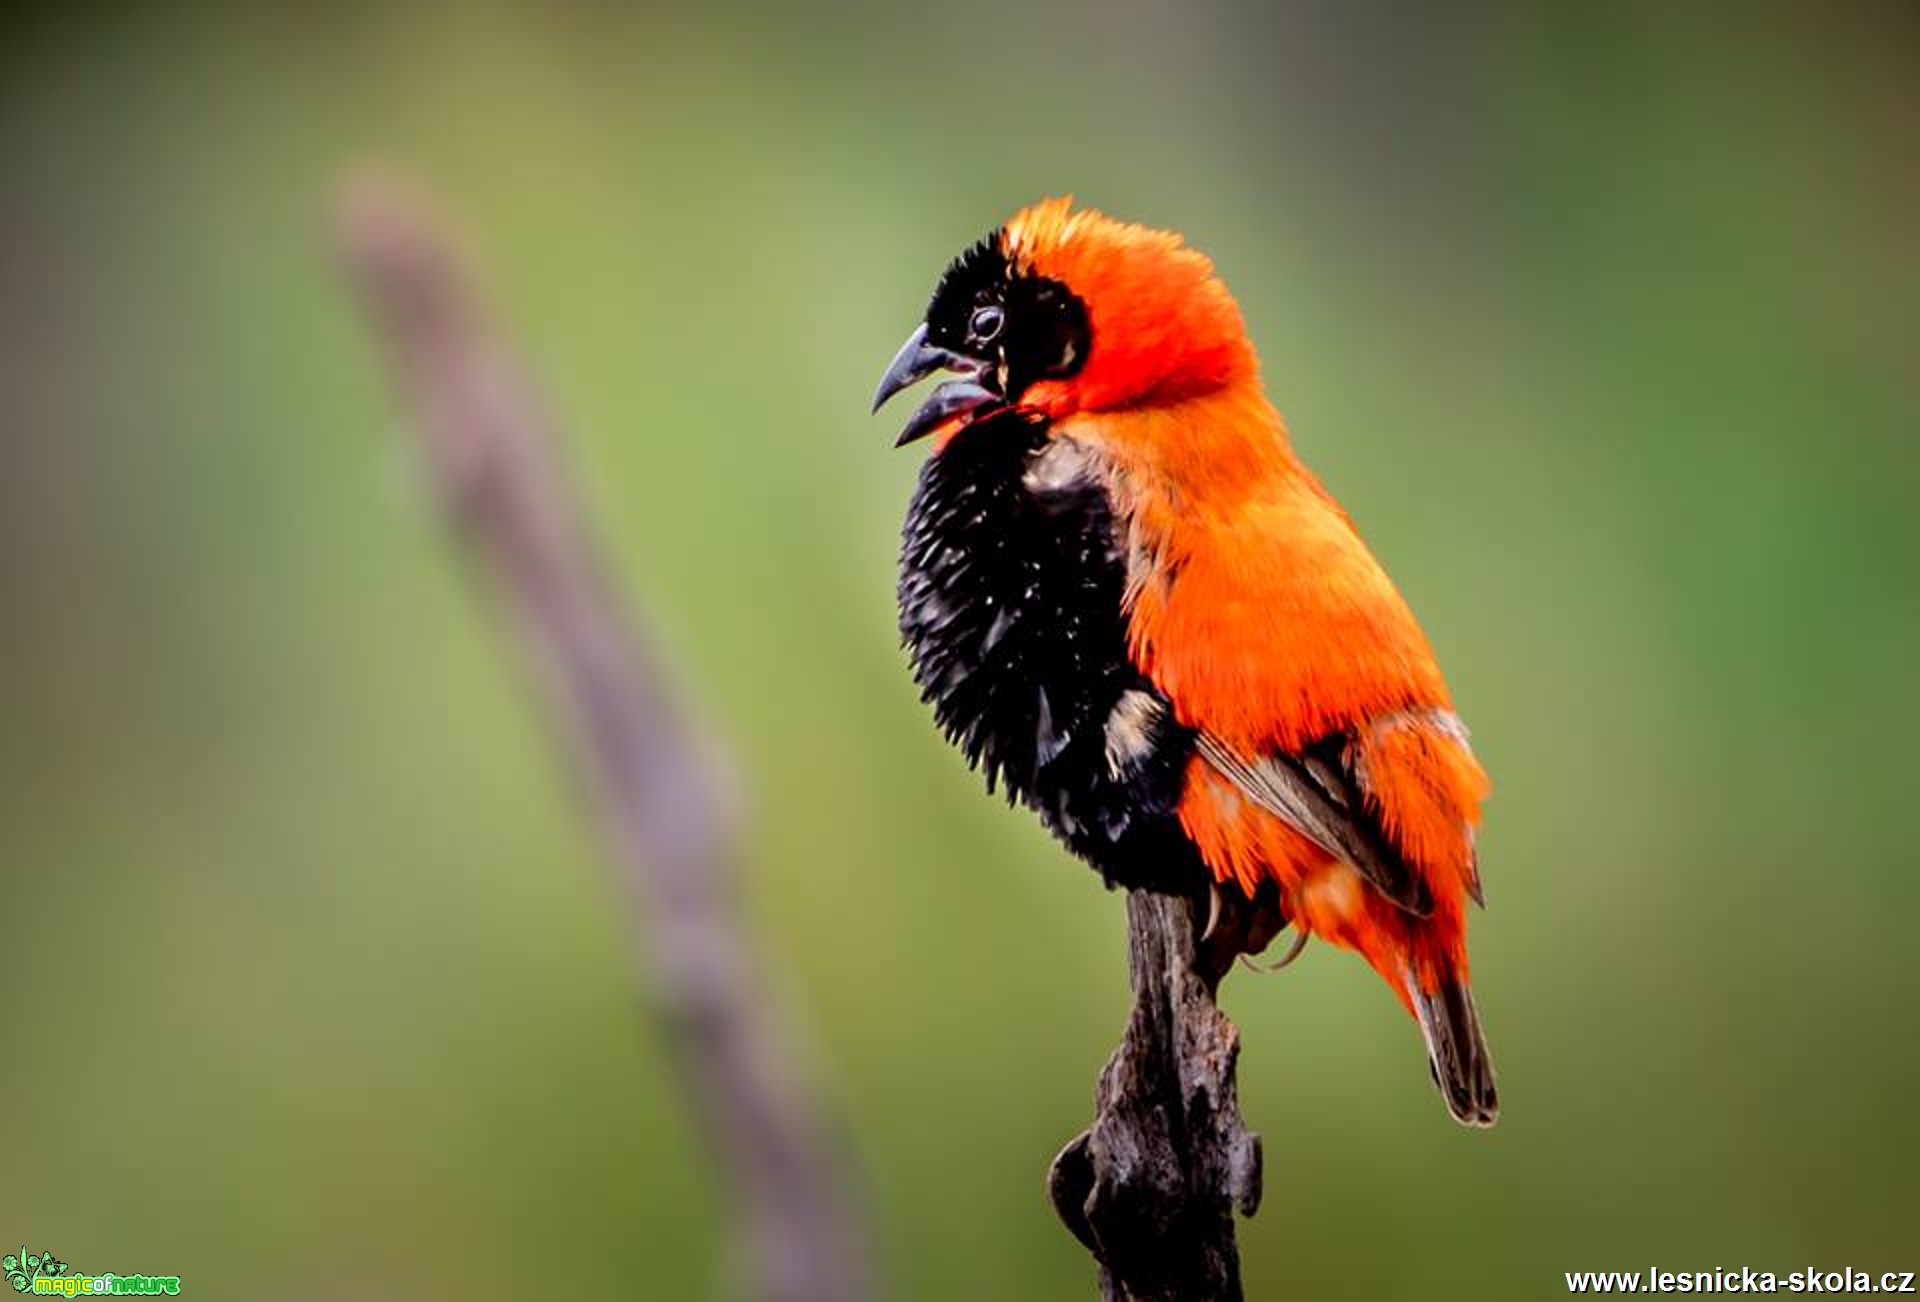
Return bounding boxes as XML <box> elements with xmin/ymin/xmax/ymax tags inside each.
<box><xmin>873</xmin><ymin>197</ymin><xmax>1497</xmax><ymax>1127</ymax></box>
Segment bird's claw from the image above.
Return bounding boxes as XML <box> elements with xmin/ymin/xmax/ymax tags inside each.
<box><xmin>1200</xmin><ymin>881</ymin><xmax>1224</xmax><ymax>944</ymax></box>
<box><xmin>1237</xmin><ymin>925</ymin><xmax>1311</xmax><ymax>974</ymax></box>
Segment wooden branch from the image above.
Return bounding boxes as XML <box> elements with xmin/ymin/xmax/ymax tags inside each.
<box><xmin>335</xmin><ymin>174</ymin><xmax>873</xmax><ymax>1302</ymax></box>
<box><xmin>1049</xmin><ymin>889</ymin><xmax>1266</xmax><ymax>1301</ymax></box>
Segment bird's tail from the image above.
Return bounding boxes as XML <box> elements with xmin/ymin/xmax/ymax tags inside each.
<box><xmin>1407</xmin><ymin>966</ymin><xmax>1499</xmax><ymax>1128</ymax></box>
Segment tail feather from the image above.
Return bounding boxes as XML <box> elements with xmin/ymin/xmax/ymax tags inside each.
<box><xmin>1407</xmin><ymin>969</ymin><xmax>1499</xmax><ymax>1128</ymax></box>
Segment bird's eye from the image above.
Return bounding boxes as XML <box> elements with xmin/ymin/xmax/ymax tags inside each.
<box><xmin>969</xmin><ymin>305</ymin><xmax>1005</xmax><ymax>343</ymax></box>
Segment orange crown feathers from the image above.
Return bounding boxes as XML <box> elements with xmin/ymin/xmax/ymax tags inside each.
<box><xmin>1003</xmin><ymin>197</ymin><xmax>1260</xmax><ymax>413</ymax></box>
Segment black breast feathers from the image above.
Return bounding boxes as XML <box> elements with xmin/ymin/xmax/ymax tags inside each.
<box><xmin>897</xmin><ymin>410</ymin><xmax>1205</xmax><ymax>894</ymax></box>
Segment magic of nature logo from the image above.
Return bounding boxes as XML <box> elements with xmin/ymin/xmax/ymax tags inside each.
<box><xmin>3</xmin><ymin>1248</ymin><xmax>180</xmax><ymax>1296</ymax></box>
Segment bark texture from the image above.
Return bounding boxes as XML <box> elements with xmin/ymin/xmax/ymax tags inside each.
<box><xmin>1050</xmin><ymin>889</ymin><xmax>1266</xmax><ymax>1301</ymax></box>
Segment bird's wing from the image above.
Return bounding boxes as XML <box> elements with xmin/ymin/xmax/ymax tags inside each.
<box><xmin>1118</xmin><ymin>459</ymin><xmax>1486</xmax><ymax>911</ymax></box>
<box><xmin>1193</xmin><ymin>712</ymin><xmax>1485</xmax><ymax>915</ymax></box>
<box><xmin>1194</xmin><ymin>728</ymin><xmax>1433</xmax><ymax>914</ymax></box>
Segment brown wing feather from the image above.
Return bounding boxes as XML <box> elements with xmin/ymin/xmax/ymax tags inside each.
<box><xmin>1194</xmin><ymin>730</ymin><xmax>1434</xmax><ymax>917</ymax></box>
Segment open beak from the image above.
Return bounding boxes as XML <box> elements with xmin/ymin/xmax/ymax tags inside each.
<box><xmin>872</xmin><ymin>324</ymin><xmax>1002</xmax><ymax>446</ymax></box>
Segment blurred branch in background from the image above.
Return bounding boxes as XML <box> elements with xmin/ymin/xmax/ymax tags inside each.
<box><xmin>335</xmin><ymin>173</ymin><xmax>874</xmax><ymax>1302</ymax></box>
<box><xmin>1051</xmin><ymin>891</ymin><xmax>1262</xmax><ymax>1301</ymax></box>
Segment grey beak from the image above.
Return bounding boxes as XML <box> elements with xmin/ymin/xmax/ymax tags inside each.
<box><xmin>873</xmin><ymin>323</ymin><xmax>1004</xmax><ymax>446</ymax></box>
<box><xmin>872</xmin><ymin>324</ymin><xmax>953</xmax><ymax>414</ymax></box>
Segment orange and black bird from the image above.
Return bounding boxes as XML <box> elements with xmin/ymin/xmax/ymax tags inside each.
<box><xmin>874</xmin><ymin>198</ymin><xmax>1497</xmax><ymax>1126</ymax></box>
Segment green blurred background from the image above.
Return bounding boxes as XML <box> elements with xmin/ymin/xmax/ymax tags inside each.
<box><xmin>4</xmin><ymin>2</ymin><xmax>1917</xmax><ymax>1298</ymax></box>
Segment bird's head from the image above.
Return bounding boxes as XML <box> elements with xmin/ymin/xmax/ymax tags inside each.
<box><xmin>874</xmin><ymin>197</ymin><xmax>1260</xmax><ymax>445</ymax></box>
